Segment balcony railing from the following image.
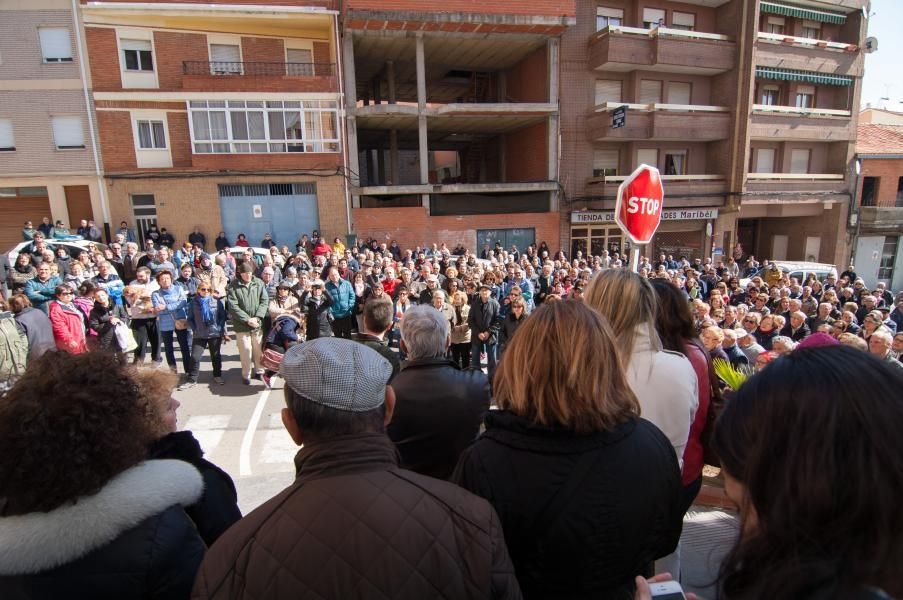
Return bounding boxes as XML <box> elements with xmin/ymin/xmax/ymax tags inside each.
<box><xmin>756</xmin><ymin>31</ymin><xmax>858</xmax><ymax>52</ymax></box>
<box><xmin>590</xmin><ymin>174</ymin><xmax>725</xmax><ymax>184</ymax></box>
<box><xmin>182</xmin><ymin>61</ymin><xmax>335</xmax><ymax>77</ymax></box>
<box><xmin>594</xmin><ymin>102</ymin><xmax>730</xmax><ymax>114</ymax></box>
<box><xmin>747</xmin><ymin>173</ymin><xmax>844</xmax><ymax>180</ymax></box>
<box><xmin>592</xmin><ymin>24</ymin><xmax>732</xmax><ymax>43</ymax></box>
<box><xmin>752</xmin><ymin>104</ymin><xmax>851</xmax><ymax>117</ymax></box>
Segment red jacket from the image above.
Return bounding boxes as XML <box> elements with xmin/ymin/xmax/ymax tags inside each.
<box><xmin>681</xmin><ymin>341</ymin><xmax>711</xmax><ymax>486</ymax></box>
<box><xmin>311</xmin><ymin>241</ymin><xmax>332</xmax><ymax>258</ymax></box>
<box><xmin>382</xmin><ymin>278</ymin><xmax>400</xmax><ymax>297</ymax></box>
<box><xmin>48</xmin><ymin>300</ymin><xmax>88</xmax><ymax>354</ymax></box>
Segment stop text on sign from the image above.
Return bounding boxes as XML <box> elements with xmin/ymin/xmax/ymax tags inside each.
<box><xmin>626</xmin><ymin>197</ymin><xmax>661</xmax><ymax>216</ymax></box>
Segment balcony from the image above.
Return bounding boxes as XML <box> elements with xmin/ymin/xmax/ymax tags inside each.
<box><xmin>181</xmin><ymin>61</ymin><xmax>337</xmax><ymax>92</ymax></box>
<box><xmin>756</xmin><ymin>32</ymin><xmax>863</xmax><ymax>77</ymax></box>
<box><xmin>586</xmin><ymin>174</ymin><xmax>727</xmax><ymax>199</ymax></box>
<box><xmin>589</xmin><ymin>26</ymin><xmax>736</xmax><ymax>74</ymax></box>
<box><xmin>746</xmin><ymin>172</ymin><xmax>847</xmax><ymax>193</ymax></box>
<box><xmin>586</xmin><ymin>103</ymin><xmax>731</xmax><ymax>142</ymax></box>
<box><xmin>750</xmin><ymin>104</ymin><xmax>854</xmax><ymax>141</ymax></box>
<box><xmin>858</xmin><ymin>206</ymin><xmax>903</xmax><ymax>231</ymax></box>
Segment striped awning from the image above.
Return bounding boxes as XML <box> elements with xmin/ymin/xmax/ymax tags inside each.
<box><xmin>756</xmin><ymin>66</ymin><xmax>853</xmax><ymax>86</ymax></box>
<box><xmin>760</xmin><ymin>2</ymin><xmax>846</xmax><ymax>25</ymax></box>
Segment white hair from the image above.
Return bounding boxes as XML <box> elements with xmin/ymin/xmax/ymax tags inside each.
<box><xmin>400</xmin><ymin>304</ymin><xmax>449</xmax><ymax>360</ymax></box>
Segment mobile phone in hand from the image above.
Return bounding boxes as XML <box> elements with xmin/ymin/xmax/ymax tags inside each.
<box><xmin>649</xmin><ymin>581</ymin><xmax>687</xmax><ymax>600</ymax></box>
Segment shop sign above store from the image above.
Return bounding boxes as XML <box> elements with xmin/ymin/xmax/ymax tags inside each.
<box><xmin>571</xmin><ymin>208</ymin><xmax>718</xmax><ymax>224</ymax></box>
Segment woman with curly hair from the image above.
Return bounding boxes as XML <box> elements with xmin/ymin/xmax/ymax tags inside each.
<box><xmin>0</xmin><ymin>351</ymin><xmax>206</xmax><ymax>598</ymax></box>
<box><xmin>712</xmin><ymin>346</ymin><xmax>903</xmax><ymax>599</ymax></box>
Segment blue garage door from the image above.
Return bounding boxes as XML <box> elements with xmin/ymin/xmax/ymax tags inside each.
<box><xmin>219</xmin><ymin>183</ymin><xmax>319</xmax><ymax>249</ymax></box>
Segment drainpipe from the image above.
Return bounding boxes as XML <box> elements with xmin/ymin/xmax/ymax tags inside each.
<box><xmin>71</xmin><ymin>0</ymin><xmax>111</xmax><ymax>241</ymax></box>
<box><xmin>334</xmin><ymin>12</ymin><xmax>352</xmax><ymax>238</ymax></box>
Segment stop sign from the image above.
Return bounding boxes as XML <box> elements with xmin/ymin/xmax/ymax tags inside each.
<box><xmin>615</xmin><ymin>164</ymin><xmax>665</xmax><ymax>245</ymax></box>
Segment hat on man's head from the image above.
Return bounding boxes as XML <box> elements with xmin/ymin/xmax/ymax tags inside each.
<box><xmin>280</xmin><ymin>338</ymin><xmax>392</xmax><ymax>412</ymax></box>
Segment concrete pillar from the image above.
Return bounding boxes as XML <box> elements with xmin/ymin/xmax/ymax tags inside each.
<box><xmin>498</xmin><ymin>72</ymin><xmax>507</xmax><ymax>103</ymax></box>
<box><xmin>342</xmin><ymin>33</ymin><xmax>358</xmax><ymax>111</ymax></box>
<box><xmin>377</xmin><ymin>143</ymin><xmax>386</xmax><ymax>185</ymax></box>
<box><xmin>387</xmin><ymin>60</ymin><xmax>396</xmax><ymax>104</ymax></box>
<box><xmin>46</xmin><ymin>182</ymin><xmax>68</xmax><ymax>225</ymax></box>
<box><xmin>499</xmin><ymin>133</ymin><xmax>507</xmax><ymax>183</ymax></box>
<box><xmin>418</xmin><ymin>115</ymin><xmax>429</xmax><ymax>185</ymax></box>
<box><xmin>366</xmin><ymin>149</ymin><xmax>376</xmax><ymax>187</ymax></box>
<box><xmin>347</xmin><ymin>115</ymin><xmax>361</xmax><ymax>187</ymax></box>
<box><xmin>547</xmin><ymin>37</ymin><xmax>560</xmax><ymax>211</ymax></box>
<box><xmin>421</xmin><ymin>193</ymin><xmax>430</xmax><ymax>211</ymax></box>
<box><xmin>389</xmin><ymin>129</ymin><xmax>399</xmax><ymax>185</ymax></box>
<box><xmin>547</xmin><ymin>38</ymin><xmax>559</xmax><ymax>105</ymax></box>
<box><xmin>415</xmin><ymin>34</ymin><xmax>426</xmax><ymax>109</ymax></box>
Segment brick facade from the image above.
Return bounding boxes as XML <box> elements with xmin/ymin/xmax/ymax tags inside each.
<box><xmin>859</xmin><ymin>158</ymin><xmax>903</xmax><ymax>208</ymax></box>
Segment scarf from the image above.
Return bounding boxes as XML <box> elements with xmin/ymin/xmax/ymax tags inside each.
<box><xmin>198</xmin><ymin>295</ymin><xmax>215</xmax><ymax>324</ymax></box>
<box><xmin>14</xmin><ymin>262</ymin><xmax>33</xmax><ymax>274</ymax></box>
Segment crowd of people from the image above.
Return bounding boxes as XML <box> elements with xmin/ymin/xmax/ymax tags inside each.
<box><xmin>0</xmin><ymin>227</ymin><xmax>901</xmax><ymax>600</ymax></box>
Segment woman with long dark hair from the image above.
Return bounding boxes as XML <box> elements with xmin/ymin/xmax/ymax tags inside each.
<box><xmin>713</xmin><ymin>346</ymin><xmax>903</xmax><ymax>599</ymax></box>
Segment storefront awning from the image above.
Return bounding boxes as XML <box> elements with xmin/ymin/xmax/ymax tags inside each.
<box><xmin>760</xmin><ymin>2</ymin><xmax>846</xmax><ymax>25</ymax></box>
<box><xmin>755</xmin><ymin>66</ymin><xmax>853</xmax><ymax>86</ymax></box>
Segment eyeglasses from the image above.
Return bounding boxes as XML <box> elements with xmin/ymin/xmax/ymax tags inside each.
<box><xmin>59</xmin><ymin>291</ymin><xmax>74</xmax><ymax>296</ymax></box>
<box><xmin>197</xmin><ymin>287</ymin><xmax>211</xmax><ymax>292</ymax></box>
<box><xmin>743</xmin><ymin>318</ymin><xmax>757</xmax><ymax>323</ymax></box>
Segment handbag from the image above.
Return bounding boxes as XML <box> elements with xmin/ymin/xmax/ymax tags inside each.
<box><xmin>174</xmin><ymin>319</ymin><xmax>189</xmax><ymax>330</ymax></box>
<box><xmin>115</xmin><ymin>322</ymin><xmax>138</xmax><ymax>353</ymax></box>
<box><xmin>260</xmin><ymin>347</ymin><xmax>285</xmax><ymax>372</ymax></box>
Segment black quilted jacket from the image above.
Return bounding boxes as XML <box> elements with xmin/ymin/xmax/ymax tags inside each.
<box><xmin>192</xmin><ymin>432</ymin><xmax>521</xmax><ymax>600</ymax></box>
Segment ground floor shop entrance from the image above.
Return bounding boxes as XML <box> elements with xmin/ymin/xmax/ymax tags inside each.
<box><xmin>219</xmin><ymin>183</ymin><xmax>319</xmax><ymax>248</ymax></box>
<box><xmin>570</xmin><ymin>225</ymin><xmax>626</xmax><ymax>260</ymax></box>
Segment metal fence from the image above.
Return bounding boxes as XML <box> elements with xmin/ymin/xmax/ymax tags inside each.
<box><xmin>182</xmin><ymin>61</ymin><xmax>335</xmax><ymax>77</ymax></box>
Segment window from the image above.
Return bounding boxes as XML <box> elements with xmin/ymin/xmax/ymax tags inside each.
<box><xmin>595</xmin><ymin>79</ymin><xmax>622</xmax><ymax>105</ymax></box>
<box><xmin>640</xmin><ymin>79</ymin><xmax>663</xmax><ymax>104</ymax></box>
<box><xmin>789</xmin><ymin>149</ymin><xmax>810</xmax><ymax>174</ymax></box>
<box><xmin>596</xmin><ymin>6</ymin><xmax>624</xmax><ymax>31</ymax></box>
<box><xmin>593</xmin><ymin>150</ymin><xmax>619</xmax><ymax>178</ymax></box>
<box><xmin>286</xmin><ymin>48</ymin><xmax>313</xmax><ymax>76</ymax></box>
<box><xmin>122</xmin><ymin>39</ymin><xmax>153</xmax><ymax>72</ymax></box>
<box><xmin>137</xmin><ymin>120</ymin><xmax>166</xmax><ymax>149</ymax></box>
<box><xmin>0</xmin><ymin>119</ymin><xmax>14</xmax><ymax>151</ymax></box>
<box><xmin>766</xmin><ymin>16</ymin><xmax>785</xmax><ymax>35</ymax></box>
<box><xmin>643</xmin><ymin>8</ymin><xmax>666</xmax><ymax>29</ymax></box>
<box><xmin>668</xmin><ymin>82</ymin><xmax>692</xmax><ymax>105</ymax></box>
<box><xmin>795</xmin><ymin>85</ymin><xmax>815</xmax><ymax>109</ymax></box>
<box><xmin>861</xmin><ymin>176</ymin><xmax>878</xmax><ymax>207</ymax></box>
<box><xmin>672</xmin><ymin>12</ymin><xmax>696</xmax><ymax>31</ymax></box>
<box><xmin>51</xmin><ymin>116</ymin><xmax>85</xmax><ymax>149</ymax></box>
<box><xmin>754</xmin><ymin>148</ymin><xmax>775</xmax><ymax>173</ymax></box>
<box><xmin>897</xmin><ymin>177</ymin><xmax>903</xmax><ymax>207</ymax></box>
<box><xmin>39</xmin><ymin>27</ymin><xmax>72</xmax><ymax>63</ymax></box>
<box><xmin>760</xmin><ymin>85</ymin><xmax>780</xmax><ymax>106</ymax></box>
<box><xmin>209</xmin><ymin>43</ymin><xmax>241</xmax><ymax>74</ymax></box>
<box><xmin>664</xmin><ymin>150</ymin><xmax>687</xmax><ymax>175</ymax></box>
<box><xmin>878</xmin><ymin>236</ymin><xmax>898</xmax><ymax>281</ymax></box>
<box><xmin>188</xmin><ymin>99</ymin><xmax>340</xmax><ymax>154</ymax></box>
<box><xmin>637</xmin><ymin>148</ymin><xmax>659</xmax><ymax>168</ymax></box>
<box><xmin>802</xmin><ymin>20</ymin><xmax>821</xmax><ymax>40</ymax></box>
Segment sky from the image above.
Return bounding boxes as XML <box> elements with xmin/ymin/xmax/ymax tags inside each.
<box><xmin>861</xmin><ymin>0</ymin><xmax>901</xmax><ymax>107</ymax></box>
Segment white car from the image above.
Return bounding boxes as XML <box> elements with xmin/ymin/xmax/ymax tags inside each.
<box><xmin>6</xmin><ymin>239</ymin><xmax>109</xmax><ymax>266</ymax></box>
<box><xmin>739</xmin><ymin>261</ymin><xmax>837</xmax><ymax>288</ymax></box>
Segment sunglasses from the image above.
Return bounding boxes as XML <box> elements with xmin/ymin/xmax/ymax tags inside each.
<box><xmin>59</xmin><ymin>291</ymin><xmax>74</xmax><ymax>296</ymax></box>
<box><xmin>197</xmin><ymin>287</ymin><xmax>211</xmax><ymax>292</ymax></box>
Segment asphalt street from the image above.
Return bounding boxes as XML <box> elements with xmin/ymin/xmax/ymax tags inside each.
<box><xmin>174</xmin><ymin>338</ymin><xmax>737</xmax><ymax>597</ymax></box>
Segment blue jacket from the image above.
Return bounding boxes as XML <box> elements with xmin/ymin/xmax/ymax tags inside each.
<box><xmin>187</xmin><ymin>296</ymin><xmax>227</xmax><ymax>339</ymax></box>
<box><xmin>93</xmin><ymin>273</ymin><xmax>124</xmax><ymax>305</ymax></box>
<box><xmin>326</xmin><ymin>278</ymin><xmax>356</xmax><ymax>319</ymax></box>
<box><xmin>151</xmin><ymin>284</ymin><xmax>188</xmax><ymax>332</ymax></box>
<box><xmin>25</xmin><ymin>275</ymin><xmax>63</xmax><ymax>314</ymax></box>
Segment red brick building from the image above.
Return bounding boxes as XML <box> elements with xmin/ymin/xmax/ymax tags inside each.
<box><xmin>81</xmin><ymin>0</ymin><xmax>347</xmax><ymax>249</ymax></box>
<box><xmin>560</xmin><ymin>0</ymin><xmax>868</xmax><ymax>265</ymax></box>
<box><xmin>341</xmin><ymin>0</ymin><xmax>575</xmax><ymax>252</ymax></box>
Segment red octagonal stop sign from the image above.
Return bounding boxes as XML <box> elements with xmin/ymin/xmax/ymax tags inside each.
<box><xmin>615</xmin><ymin>164</ymin><xmax>665</xmax><ymax>245</ymax></box>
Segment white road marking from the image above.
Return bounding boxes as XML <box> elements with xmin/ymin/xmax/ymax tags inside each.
<box><xmin>259</xmin><ymin>429</ymin><xmax>298</xmax><ymax>464</ymax></box>
<box><xmin>239</xmin><ymin>388</ymin><xmax>270</xmax><ymax>477</ymax></box>
<box><xmin>182</xmin><ymin>415</ymin><xmax>231</xmax><ymax>455</ymax></box>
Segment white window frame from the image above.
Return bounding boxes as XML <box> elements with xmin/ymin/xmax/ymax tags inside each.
<box><xmin>643</xmin><ymin>8</ymin><xmax>666</xmax><ymax>29</ymax></box>
<box><xmin>596</xmin><ymin>6</ymin><xmax>624</xmax><ymax>31</ymax></box>
<box><xmin>38</xmin><ymin>27</ymin><xmax>73</xmax><ymax>63</ymax></box>
<box><xmin>0</xmin><ymin>119</ymin><xmax>15</xmax><ymax>151</ymax></box>
<box><xmin>766</xmin><ymin>16</ymin><xmax>785</xmax><ymax>35</ymax></box>
<box><xmin>51</xmin><ymin>115</ymin><xmax>85</xmax><ymax>150</ymax></box>
<box><xmin>802</xmin><ymin>20</ymin><xmax>821</xmax><ymax>40</ymax></box>
<box><xmin>790</xmin><ymin>148</ymin><xmax>810</xmax><ymax>174</ymax></box>
<box><xmin>795</xmin><ymin>85</ymin><xmax>815</xmax><ymax>109</ymax></box>
<box><xmin>671</xmin><ymin>12</ymin><xmax>696</xmax><ymax>31</ymax></box>
<box><xmin>664</xmin><ymin>150</ymin><xmax>688</xmax><ymax>175</ymax></box>
<box><xmin>121</xmin><ymin>38</ymin><xmax>154</xmax><ymax>72</ymax></box>
<box><xmin>285</xmin><ymin>40</ymin><xmax>315</xmax><ymax>76</ymax></box>
<box><xmin>187</xmin><ymin>99</ymin><xmax>341</xmax><ymax>154</ymax></box>
<box><xmin>136</xmin><ymin>119</ymin><xmax>167</xmax><ymax>150</ymax></box>
<box><xmin>760</xmin><ymin>84</ymin><xmax>780</xmax><ymax>106</ymax></box>
<box><xmin>207</xmin><ymin>35</ymin><xmax>243</xmax><ymax>75</ymax></box>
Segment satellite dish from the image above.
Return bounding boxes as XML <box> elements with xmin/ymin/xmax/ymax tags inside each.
<box><xmin>865</xmin><ymin>37</ymin><xmax>878</xmax><ymax>53</ymax></box>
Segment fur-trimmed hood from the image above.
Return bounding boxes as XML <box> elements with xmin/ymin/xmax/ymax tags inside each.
<box><xmin>0</xmin><ymin>459</ymin><xmax>204</xmax><ymax>576</ymax></box>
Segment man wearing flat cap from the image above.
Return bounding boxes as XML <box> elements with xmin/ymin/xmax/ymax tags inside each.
<box><xmin>193</xmin><ymin>338</ymin><xmax>521</xmax><ymax>600</ymax></box>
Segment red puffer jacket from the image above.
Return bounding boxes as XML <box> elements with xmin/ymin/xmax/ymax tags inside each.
<box><xmin>48</xmin><ymin>300</ymin><xmax>88</xmax><ymax>354</ymax></box>
<box><xmin>681</xmin><ymin>341</ymin><xmax>711</xmax><ymax>487</ymax></box>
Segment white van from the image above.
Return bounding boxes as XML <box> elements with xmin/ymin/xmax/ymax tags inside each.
<box><xmin>740</xmin><ymin>261</ymin><xmax>837</xmax><ymax>288</ymax></box>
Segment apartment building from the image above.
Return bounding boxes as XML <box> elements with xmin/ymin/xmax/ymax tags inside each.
<box><xmin>341</xmin><ymin>1</ymin><xmax>575</xmax><ymax>252</ymax></box>
<box><xmin>561</xmin><ymin>0</ymin><xmax>868</xmax><ymax>265</ymax></box>
<box><xmin>850</xmin><ymin>123</ymin><xmax>903</xmax><ymax>290</ymax></box>
<box><xmin>80</xmin><ymin>0</ymin><xmax>346</xmax><ymax>249</ymax></box>
<box><xmin>0</xmin><ymin>0</ymin><xmax>106</xmax><ymax>250</ymax></box>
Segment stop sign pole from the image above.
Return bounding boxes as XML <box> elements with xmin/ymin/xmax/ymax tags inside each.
<box><xmin>615</xmin><ymin>164</ymin><xmax>665</xmax><ymax>272</ymax></box>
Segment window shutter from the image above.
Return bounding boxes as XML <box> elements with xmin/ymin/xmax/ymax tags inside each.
<box><xmin>210</xmin><ymin>44</ymin><xmax>240</xmax><ymax>62</ymax></box>
<box><xmin>755</xmin><ymin>148</ymin><xmax>775</xmax><ymax>173</ymax></box>
<box><xmin>797</xmin><ymin>85</ymin><xmax>815</xmax><ymax>96</ymax></box>
<box><xmin>790</xmin><ymin>149</ymin><xmax>810</xmax><ymax>174</ymax></box>
<box><xmin>39</xmin><ymin>28</ymin><xmax>72</xmax><ymax>61</ymax></box>
<box><xmin>595</xmin><ymin>80</ymin><xmax>622</xmax><ymax>105</ymax></box>
<box><xmin>640</xmin><ymin>80</ymin><xmax>662</xmax><ymax>104</ymax></box>
<box><xmin>0</xmin><ymin>119</ymin><xmax>14</xmax><ymax>150</ymax></box>
<box><xmin>597</xmin><ymin>6</ymin><xmax>624</xmax><ymax>18</ymax></box>
<box><xmin>767</xmin><ymin>16</ymin><xmax>785</xmax><ymax>26</ymax></box>
<box><xmin>51</xmin><ymin>116</ymin><xmax>85</xmax><ymax>148</ymax></box>
<box><xmin>121</xmin><ymin>38</ymin><xmax>151</xmax><ymax>52</ymax></box>
<box><xmin>287</xmin><ymin>48</ymin><xmax>312</xmax><ymax>63</ymax></box>
<box><xmin>643</xmin><ymin>8</ymin><xmax>666</xmax><ymax>26</ymax></box>
<box><xmin>672</xmin><ymin>12</ymin><xmax>695</xmax><ymax>28</ymax></box>
<box><xmin>668</xmin><ymin>82</ymin><xmax>692</xmax><ymax>105</ymax></box>
<box><xmin>637</xmin><ymin>149</ymin><xmax>659</xmax><ymax>168</ymax></box>
<box><xmin>593</xmin><ymin>150</ymin><xmax>619</xmax><ymax>174</ymax></box>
